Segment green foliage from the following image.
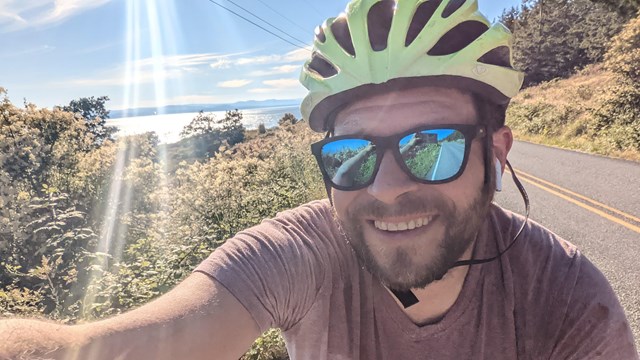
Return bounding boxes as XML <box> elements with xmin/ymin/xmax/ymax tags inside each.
<box><xmin>507</xmin><ymin>101</ymin><xmax>579</xmax><ymax>136</ymax></box>
<box><xmin>180</xmin><ymin>111</ymin><xmax>217</xmax><ymax>138</ymax></box>
<box><xmin>1</xmin><ymin>88</ymin><xmax>322</xmax><ymax>358</ymax></box>
<box><xmin>0</xmin><ymin>185</ymin><xmax>102</xmax><ymax>320</ymax></box>
<box><xmin>589</xmin><ymin>13</ymin><xmax>640</xmax><ymax>152</ymax></box>
<box><xmin>604</xmin><ymin>13</ymin><xmax>640</xmax><ymax>81</ymax></box>
<box><xmin>61</xmin><ymin>96</ymin><xmax>116</xmax><ymax>147</ymax></box>
<box><xmin>404</xmin><ymin>144</ymin><xmax>441</xmax><ymax>178</ymax></box>
<box><xmin>588</xmin><ymin>78</ymin><xmax>640</xmax><ymax>151</ymax></box>
<box><xmin>504</xmin><ymin>0</ymin><xmax>625</xmax><ymax>86</ymax></box>
<box><xmin>241</xmin><ymin>329</ymin><xmax>289</xmax><ymax>360</ymax></box>
<box><xmin>278</xmin><ymin>113</ymin><xmax>298</xmax><ymax>127</ymax></box>
<box><xmin>589</xmin><ymin>0</ymin><xmax>639</xmax><ymax>18</ymax></box>
<box><xmin>180</xmin><ymin>109</ymin><xmax>246</xmax><ymax>146</ymax></box>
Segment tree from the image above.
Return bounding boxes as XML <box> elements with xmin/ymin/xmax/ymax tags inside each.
<box><xmin>220</xmin><ymin>109</ymin><xmax>245</xmax><ymax>145</ymax></box>
<box><xmin>588</xmin><ymin>0</ymin><xmax>639</xmax><ymax>18</ymax></box>
<box><xmin>61</xmin><ymin>96</ymin><xmax>116</xmax><ymax>146</ymax></box>
<box><xmin>605</xmin><ymin>12</ymin><xmax>640</xmax><ymax>81</ymax></box>
<box><xmin>505</xmin><ymin>0</ymin><xmax>625</xmax><ymax>86</ymax></box>
<box><xmin>180</xmin><ymin>111</ymin><xmax>217</xmax><ymax>138</ymax></box>
<box><xmin>278</xmin><ymin>113</ymin><xmax>298</xmax><ymax>127</ymax></box>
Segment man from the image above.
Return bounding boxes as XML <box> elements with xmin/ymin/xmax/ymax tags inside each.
<box><xmin>1</xmin><ymin>0</ymin><xmax>637</xmax><ymax>359</ymax></box>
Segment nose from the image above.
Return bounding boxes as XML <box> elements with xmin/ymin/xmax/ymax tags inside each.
<box><xmin>367</xmin><ymin>150</ymin><xmax>420</xmax><ymax>204</ymax></box>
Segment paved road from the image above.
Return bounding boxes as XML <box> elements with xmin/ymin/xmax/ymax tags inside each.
<box><xmin>429</xmin><ymin>142</ymin><xmax>464</xmax><ymax>180</ymax></box>
<box><xmin>494</xmin><ymin>140</ymin><xmax>640</xmax><ymax>350</ymax></box>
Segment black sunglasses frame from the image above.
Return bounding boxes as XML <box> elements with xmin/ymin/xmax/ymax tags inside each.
<box><xmin>311</xmin><ymin>124</ymin><xmax>486</xmax><ymax>191</ymax></box>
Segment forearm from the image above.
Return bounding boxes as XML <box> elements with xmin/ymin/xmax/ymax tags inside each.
<box><xmin>0</xmin><ymin>318</ymin><xmax>82</xmax><ymax>360</ymax></box>
<box><xmin>0</xmin><ymin>316</ymin><xmax>210</xmax><ymax>360</ymax></box>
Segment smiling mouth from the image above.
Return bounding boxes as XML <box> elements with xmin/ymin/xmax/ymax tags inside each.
<box><xmin>373</xmin><ymin>215</ymin><xmax>436</xmax><ymax>232</ymax></box>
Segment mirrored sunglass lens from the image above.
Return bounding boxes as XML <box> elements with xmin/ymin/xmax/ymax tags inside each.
<box><xmin>320</xmin><ymin>139</ymin><xmax>376</xmax><ymax>187</ymax></box>
<box><xmin>399</xmin><ymin>129</ymin><xmax>466</xmax><ymax>181</ymax></box>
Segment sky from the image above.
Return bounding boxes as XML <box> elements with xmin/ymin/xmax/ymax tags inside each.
<box><xmin>0</xmin><ymin>0</ymin><xmax>521</xmax><ymax>111</ymax></box>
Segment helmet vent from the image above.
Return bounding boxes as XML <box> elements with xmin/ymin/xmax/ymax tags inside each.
<box><xmin>331</xmin><ymin>17</ymin><xmax>356</xmax><ymax>57</ymax></box>
<box><xmin>442</xmin><ymin>0</ymin><xmax>466</xmax><ymax>18</ymax></box>
<box><xmin>478</xmin><ymin>46</ymin><xmax>512</xmax><ymax>68</ymax></box>
<box><xmin>427</xmin><ymin>21</ymin><xmax>489</xmax><ymax>56</ymax></box>
<box><xmin>308</xmin><ymin>53</ymin><xmax>339</xmax><ymax>78</ymax></box>
<box><xmin>405</xmin><ymin>0</ymin><xmax>443</xmax><ymax>47</ymax></box>
<box><xmin>368</xmin><ymin>0</ymin><xmax>395</xmax><ymax>51</ymax></box>
<box><xmin>315</xmin><ymin>26</ymin><xmax>326</xmax><ymax>43</ymax></box>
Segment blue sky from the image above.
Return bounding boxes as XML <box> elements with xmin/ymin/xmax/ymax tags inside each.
<box><xmin>0</xmin><ymin>0</ymin><xmax>520</xmax><ymax>111</ymax></box>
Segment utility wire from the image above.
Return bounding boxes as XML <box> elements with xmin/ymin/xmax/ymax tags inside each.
<box><xmin>204</xmin><ymin>0</ymin><xmax>310</xmax><ymax>51</ymax></box>
<box><xmin>253</xmin><ymin>0</ymin><xmax>310</xmax><ymax>35</ymax></box>
<box><xmin>224</xmin><ymin>0</ymin><xmax>309</xmax><ymax>48</ymax></box>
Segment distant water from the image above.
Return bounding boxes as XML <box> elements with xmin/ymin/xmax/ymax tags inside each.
<box><xmin>106</xmin><ymin>105</ymin><xmax>301</xmax><ymax>144</ymax></box>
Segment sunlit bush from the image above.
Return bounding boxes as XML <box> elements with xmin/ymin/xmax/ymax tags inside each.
<box><xmin>605</xmin><ymin>13</ymin><xmax>640</xmax><ymax>81</ymax></box>
<box><xmin>1</xmin><ymin>89</ymin><xmax>322</xmax><ymax>360</ymax></box>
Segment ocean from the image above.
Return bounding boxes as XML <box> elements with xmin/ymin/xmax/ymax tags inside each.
<box><xmin>106</xmin><ymin>105</ymin><xmax>301</xmax><ymax>144</ymax></box>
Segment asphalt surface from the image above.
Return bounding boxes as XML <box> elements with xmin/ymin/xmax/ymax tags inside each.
<box><xmin>494</xmin><ymin>140</ymin><xmax>640</xmax><ymax>351</ymax></box>
<box><xmin>431</xmin><ymin>142</ymin><xmax>465</xmax><ymax>180</ymax></box>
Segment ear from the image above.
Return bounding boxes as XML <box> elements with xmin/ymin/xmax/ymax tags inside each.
<box><xmin>492</xmin><ymin>126</ymin><xmax>513</xmax><ymax>171</ymax></box>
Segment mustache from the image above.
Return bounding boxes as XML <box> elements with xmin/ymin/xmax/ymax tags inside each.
<box><xmin>347</xmin><ymin>192</ymin><xmax>455</xmax><ymax>219</ymax></box>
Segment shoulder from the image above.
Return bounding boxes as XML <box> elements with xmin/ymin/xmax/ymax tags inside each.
<box><xmin>490</xmin><ymin>204</ymin><xmax>580</xmax><ymax>278</ymax></box>
<box><xmin>489</xmin><ymin>205</ymin><xmax>637</xmax><ymax>357</ymax></box>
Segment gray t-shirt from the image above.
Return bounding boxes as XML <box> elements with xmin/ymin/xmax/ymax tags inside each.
<box><xmin>196</xmin><ymin>200</ymin><xmax>638</xmax><ymax>359</ymax></box>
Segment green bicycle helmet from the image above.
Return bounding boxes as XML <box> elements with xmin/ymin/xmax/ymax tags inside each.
<box><xmin>300</xmin><ymin>0</ymin><xmax>525</xmax><ymax>132</ymax></box>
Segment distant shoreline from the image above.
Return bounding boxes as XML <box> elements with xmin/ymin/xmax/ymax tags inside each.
<box><xmin>109</xmin><ymin>99</ymin><xmax>302</xmax><ymax>119</ymax></box>
<box><xmin>106</xmin><ymin>105</ymin><xmax>301</xmax><ymax>144</ymax></box>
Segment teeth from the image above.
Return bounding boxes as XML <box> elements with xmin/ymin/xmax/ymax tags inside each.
<box><xmin>374</xmin><ymin>216</ymin><xmax>433</xmax><ymax>232</ymax></box>
<box><xmin>375</xmin><ymin>220</ymin><xmax>388</xmax><ymax>230</ymax></box>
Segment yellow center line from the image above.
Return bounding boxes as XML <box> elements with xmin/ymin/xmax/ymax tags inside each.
<box><xmin>506</xmin><ymin>170</ymin><xmax>640</xmax><ymax>234</ymax></box>
<box><xmin>514</xmin><ymin>169</ymin><xmax>640</xmax><ymax>224</ymax></box>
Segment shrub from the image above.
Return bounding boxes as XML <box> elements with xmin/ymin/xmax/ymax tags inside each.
<box><xmin>278</xmin><ymin>113</ymin><xmax>298</xmax><ymax>127</ymax></box>
<box><xmin>508</xmin><ymin>98</ymin><xmax>583</xmax><ymax>137</ymax></box>
<box><xmin>258</xmin><ymin>123</ymin><xmax>267</xmax><ymax>134</ymax></box>
<box><xmin>605</xmin><ymin>13</ymin><xmax>640</xmax><ymax>81</ymax></box>
<box><xmin>588</xmin><ymin>79</ymin><xmax>640</xmax><ymax>150</ymax></box>
<box><xmin>241</xmin><ymin>329</ymin><xmax>289</xmax><ymax>360</ymax></box>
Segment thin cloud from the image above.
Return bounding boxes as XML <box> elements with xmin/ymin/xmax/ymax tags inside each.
<box><xmin>0</xmin><ymin>0</ymin><xmax>113</xmax><ymax>33</ymax></box>
<box><xmin>249</xmin><ymin>65</ymin><xmax>300</xmax><ymax>77</ymax></box>
<box><xmin>262</xmin><ymin>79</ymin><xmax>300</xmax><ymax>88</ymax></box>
<box><xmin>213</xmin><ymin>47</ymin><xmax>312</xmax><ymax>69</ymax></box>
<box><xmin>65</xmin><ymin>52</ymin><xmax>241</xmax><ymax>88</ymax></box>
<box><xmin>283</xmin><ymin>48</ymin><xmax>312</xmax><ymax>62</ymax></box>
<box><xmin>236</xmin><ymin>55</ymin><xmax>283</xmax><ymax>66</ymax></box>
<box><xmin>210</xmin><ymin>59</ymin><xmax>232</xmax><ymax>69</ymax></box>
<box><xmin>249</xmin><ymin>78</ymin><xmax>304</xmax><ymax>95</ymax></box>
<box><xmin>68</xmin><ymin>68</ymin><xmax>183</xmax><ymax>87</ymax></box>
<box><xmin>218</xmin><ymin>79</ymin><xmax>253</xmax><ymax>88</ymax></box>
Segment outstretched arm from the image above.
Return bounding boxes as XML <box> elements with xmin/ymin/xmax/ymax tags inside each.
<box><xmin>0</xmin><ymin>272</ymin><xmax>260</xmax><ymax>360</ymax></box>
<box><xmin>332</xmin><ymin>144</ymin><xmax>375</xmax><ymax>186</ymax></box>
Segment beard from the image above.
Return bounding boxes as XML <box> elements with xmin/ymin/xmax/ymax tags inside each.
<box><xmin>335</xmin><ymin>172</ymin><xmax>495</xmax><ymax>291</ymax></box>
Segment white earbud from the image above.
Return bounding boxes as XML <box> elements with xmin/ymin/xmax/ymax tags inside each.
<box><xmin>495</xmin><ymin>158</ymin><xmax>503</xmax><ymax>192</ymax></box>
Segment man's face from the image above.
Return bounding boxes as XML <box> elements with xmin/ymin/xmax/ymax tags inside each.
<box><xmin>331</xmin><ymin>87</ymin><xmax>495</xmax><ymax>291</ymax></box>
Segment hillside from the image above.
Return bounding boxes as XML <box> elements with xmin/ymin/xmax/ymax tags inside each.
<box><xmin>507</xmin><ymin>64</ymin><xmax>640</xmax><ymax>162</ymax></box>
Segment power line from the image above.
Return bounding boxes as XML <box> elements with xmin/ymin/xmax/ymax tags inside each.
<box><xmin>204</xmin><ymin>0</ymin><xmax>310</xmax><ymax>51</ymax></box>
<box><xmin>224</xmin><ymin>0</ymin><xmax>310</xmax><ymax>47</ymax></box>
<box><xmin>253</xmin><ymin>0</ymin><xmax>310</xmax><ymax>35</ymax></box>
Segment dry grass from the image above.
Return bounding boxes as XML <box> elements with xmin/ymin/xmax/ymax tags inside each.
<box><xmin>507</xmin><ymin>64</ymin><xmax>640</xmax><ymax>162</ymax></box>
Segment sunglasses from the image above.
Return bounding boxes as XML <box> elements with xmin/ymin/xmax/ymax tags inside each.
<box><xmin>311</xmin><ymin>124</ymin><xmax>486</xmax><ymax>191</ymax></box>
